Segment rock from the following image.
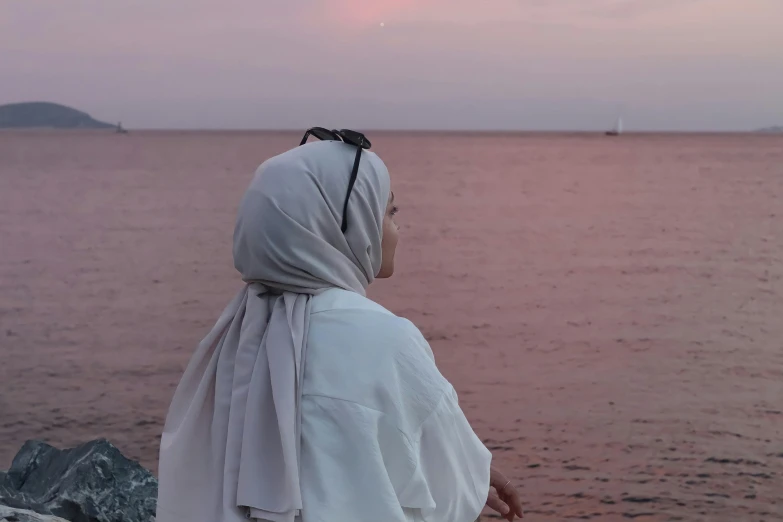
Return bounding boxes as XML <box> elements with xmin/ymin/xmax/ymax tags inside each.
<box><xmin>0</xmin><ymin>440</ymin><xmax>157</xmax><ymax>522</ymax></box>
<box><xmin>0</xmin><ymin>505</ymin><xmax>71</xmax><ymax>522</ymax></box>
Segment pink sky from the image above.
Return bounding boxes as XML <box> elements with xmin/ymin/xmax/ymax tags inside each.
<box><xmin>1</xmin><ymin>0</ymin><xmax>781</xmax><ymax>130</ymax></box>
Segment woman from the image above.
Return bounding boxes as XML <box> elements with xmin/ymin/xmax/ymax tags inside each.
<box><xmin>157</xmin><ymin>130</ymin><xmax>524</xmax><ymax>522</ymax></box>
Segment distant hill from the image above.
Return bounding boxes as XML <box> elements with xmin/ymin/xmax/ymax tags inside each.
<box><xmin>757</xmin><ymin>126</ymin><xmax>783</xmax><ymax>133</ymax></box>
<box><xmin>0</xmin><ymin>102</ymin><xmax>114</xmax><ymax>129</ymax></box>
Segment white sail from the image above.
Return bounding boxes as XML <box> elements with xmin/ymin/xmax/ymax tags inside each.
<box><xmin>615</xmin><ymin>116</ymin><xmax>623</xmax><ymax>134</ymax></box>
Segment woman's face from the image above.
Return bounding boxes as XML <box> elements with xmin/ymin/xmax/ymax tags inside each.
<box><xmin>377</xmin><ymin>190</ymin><xmax>399</xmax><ymax>279</ymax></box>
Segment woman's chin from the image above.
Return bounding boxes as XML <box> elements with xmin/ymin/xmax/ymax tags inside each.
<box><xmin>376</xmin><ymin>266</ymin><xmax>394</xmax><ymax>279</ymax></box>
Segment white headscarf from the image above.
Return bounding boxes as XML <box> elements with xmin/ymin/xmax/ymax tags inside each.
<box><xmin>157</xmin><ymin>140</ymin><xmax>391</xmax><ymax>522</ymax></box>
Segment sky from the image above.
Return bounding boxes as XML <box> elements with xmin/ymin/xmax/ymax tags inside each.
<box><xmin>1</xmin><ymin>0</ymin><xmax>782</xmax><ymax>131</ymax></box>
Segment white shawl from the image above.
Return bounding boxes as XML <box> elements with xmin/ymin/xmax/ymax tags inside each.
<box><xmin>157</xmin><ymin>140</ymin><xmax>391</xmax><ymax>522</ymax></box>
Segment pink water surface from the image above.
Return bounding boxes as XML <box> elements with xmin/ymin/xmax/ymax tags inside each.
<box><xmin>1</xmin><ymin>131</ymin><xmax>782</xmax><ymax>521</ymax></box>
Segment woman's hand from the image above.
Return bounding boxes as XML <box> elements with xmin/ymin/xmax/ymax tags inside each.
<box><xmin>485</xmin><ymin>466</ymin><xmax>524</xmax><ymax>521</ymax></box>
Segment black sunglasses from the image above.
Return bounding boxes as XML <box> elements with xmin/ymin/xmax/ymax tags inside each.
<box><xmin>299</xmin><ymin>127</ymin><xmax>372</xmax><ymax>233</ymax></box>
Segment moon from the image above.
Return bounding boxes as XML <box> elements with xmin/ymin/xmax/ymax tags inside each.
<box><xmin>380</xmin><ymin>22</ymin><xmax>385</xmax><ymax>27</ymax></box>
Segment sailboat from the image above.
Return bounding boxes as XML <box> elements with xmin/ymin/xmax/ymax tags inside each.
<box><xmin>606</xmin><ymin>116</ymin><xmax>623</xmax><ymax>136</ymax></box>
<box><xmin>115</xmin><ymin>122</ymin><xmax>128</xmax><ymax>134</ymax></box>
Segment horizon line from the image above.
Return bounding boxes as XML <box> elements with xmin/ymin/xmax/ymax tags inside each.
<box><xmin>2</xmin><ymin>128</ymin><xmax>774</xmax><ymax>134</ymax></box>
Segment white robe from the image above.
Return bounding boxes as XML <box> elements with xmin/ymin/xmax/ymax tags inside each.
<box><xmin>297</xmin><ymin>288</ymin><xmax>491</xmax><ymax>522</ymax></box>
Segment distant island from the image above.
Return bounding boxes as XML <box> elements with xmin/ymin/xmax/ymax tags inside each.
<box><xmin>0</xmin><ymin>102</ymin><xmax>114</xmax><ymax>129</ymax></box>
<box><xmin>756</xmin><ymin>126</ymin><xmax>783</xmax><ymax>133</ymax></box>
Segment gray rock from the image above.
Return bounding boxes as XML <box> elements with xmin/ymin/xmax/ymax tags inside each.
<box><xmin>0</xmin><ymin>440</ymin><xmax>156</xmax><ymax>522</ymax></box>
<box><xmin>0</xmin><ymin>505</ymin><xmax>71</xmax><ymax>522</ymax></box>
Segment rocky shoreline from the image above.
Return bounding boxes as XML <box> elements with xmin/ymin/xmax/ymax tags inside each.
<box><xmin>0</xmin><ymin>440</ymin><xmax>156</xmax><ymax>522</ymax></box>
